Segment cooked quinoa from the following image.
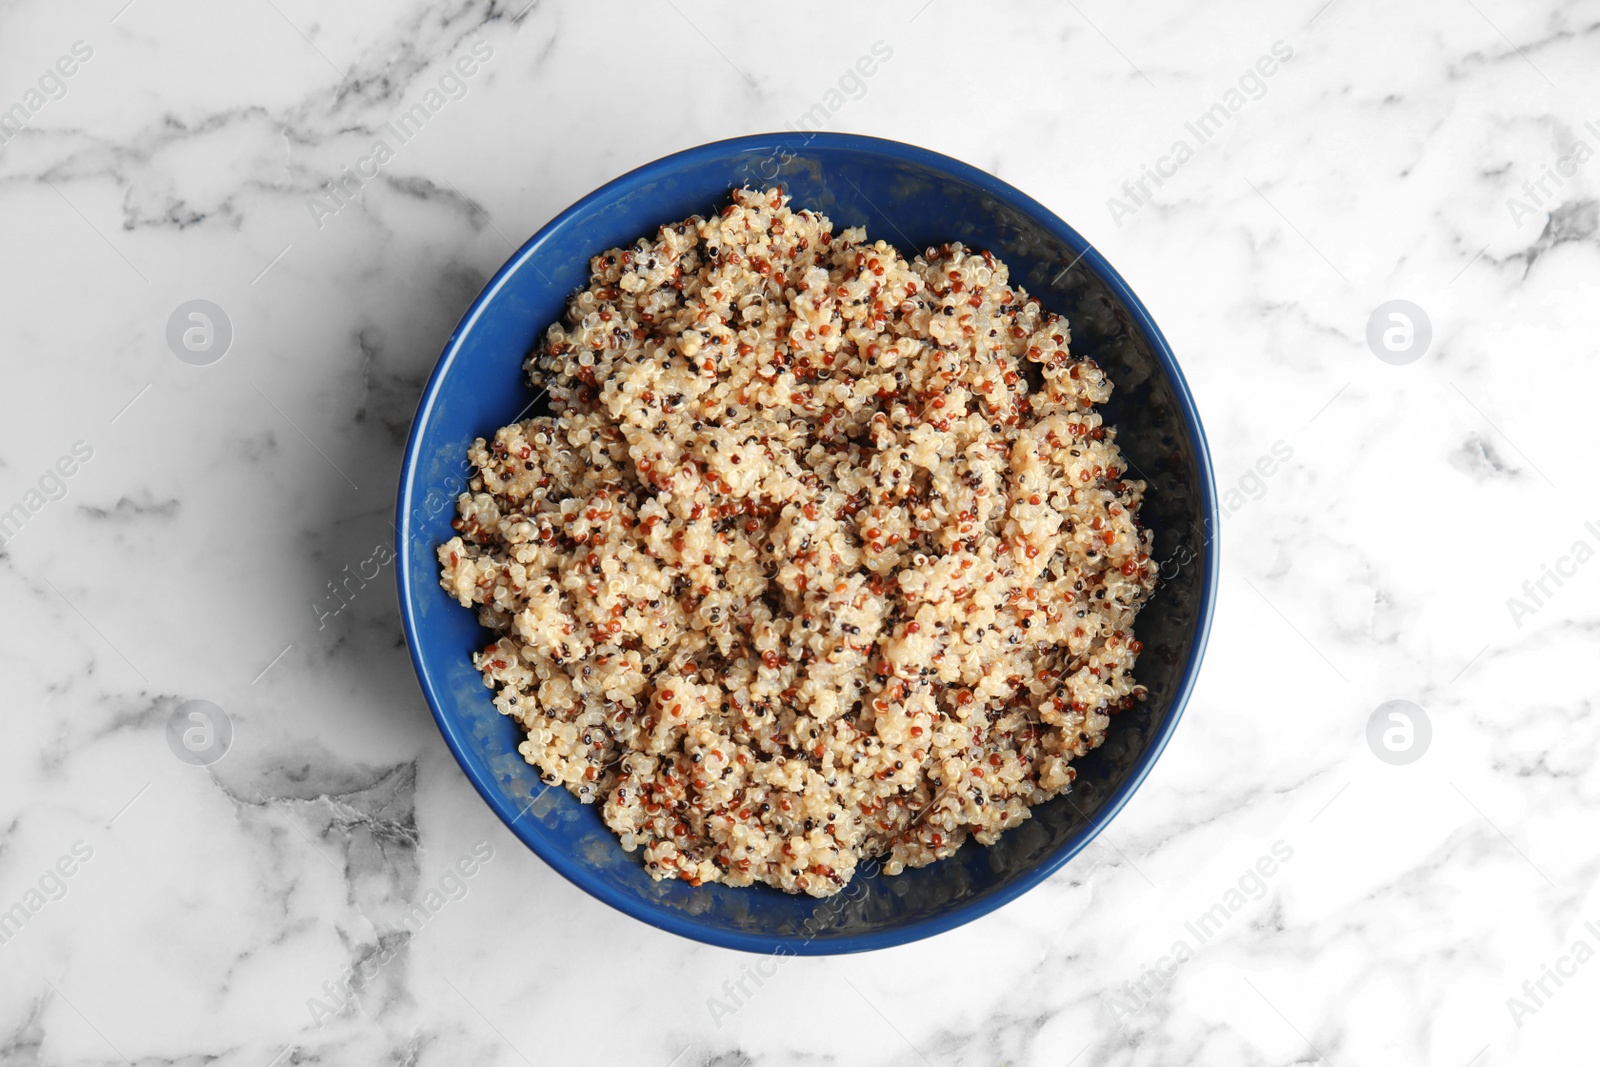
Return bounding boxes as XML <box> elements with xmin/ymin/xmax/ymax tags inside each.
<box><xmin>438</xmin><ymin>187</ymin><xmax>1157</xmax><ymax>897</ymax></box>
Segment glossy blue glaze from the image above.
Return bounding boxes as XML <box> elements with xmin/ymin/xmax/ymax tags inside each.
<box><xmin>396</xmin><ymin>134</ymin><xmax>1218</xmax><ymax>954</ymax></box>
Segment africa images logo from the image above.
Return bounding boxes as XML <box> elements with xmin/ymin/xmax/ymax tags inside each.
<box><xmin>1107</xmin><ymin>41</ymin><xmax>1294</xmax><ymax>227</ymax></box>
<box><xmin>306</xmin><ymin>39</ymin><xmax>494</xmax><ymax>229</ymax></box>
<box><xmin>0</xmin><ymin>40</ymin><xmax>94</xmax><ymax>150</ymax></box>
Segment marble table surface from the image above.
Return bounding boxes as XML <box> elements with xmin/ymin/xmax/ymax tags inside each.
<box><xmin>2</xmin><ymin>0</ymin><xmax>1597</xmax><ymax>1063</ymax></box>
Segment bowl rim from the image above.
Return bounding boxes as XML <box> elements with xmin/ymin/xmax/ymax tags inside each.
<box><xmin>396</xmin><ymin>131</ymin><xmax>1219</xmax><ymax>955</ymax></box>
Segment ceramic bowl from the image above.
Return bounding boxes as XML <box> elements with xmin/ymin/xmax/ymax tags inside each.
<box><xmin>396</xmin><ymin>133</ymin><xmax>1218</xmax><ymax>954</ymax></box>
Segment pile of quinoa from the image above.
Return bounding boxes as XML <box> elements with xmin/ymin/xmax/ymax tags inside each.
<box><xmin>439</xmin><ymin>187</ymin><xmax>1157</xmax><ymax>897</ymax></box>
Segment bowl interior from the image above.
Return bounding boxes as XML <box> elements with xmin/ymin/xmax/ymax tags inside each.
<box><xmin>397</xmin><ymin>134</ymin><xmax>1216</xmax><ymax>954</ymax></box>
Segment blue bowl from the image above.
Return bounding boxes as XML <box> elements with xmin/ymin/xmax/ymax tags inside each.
<box><xmin>397</xmin><ymin>133</ymin><xmax>1218</xmax><ymax>954</ymax></box>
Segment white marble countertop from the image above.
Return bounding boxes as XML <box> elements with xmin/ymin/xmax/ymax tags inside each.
<box><xmin>2</xmin><ymin>0</ymin><xmax>1597</xmax><ymax>1063</ymax></box>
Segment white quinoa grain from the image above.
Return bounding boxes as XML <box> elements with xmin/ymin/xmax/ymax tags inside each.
<box><xmin>439</xmin><ymin>188</ymin><xmax>1157</xmax><ymax>897</ymax></box>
